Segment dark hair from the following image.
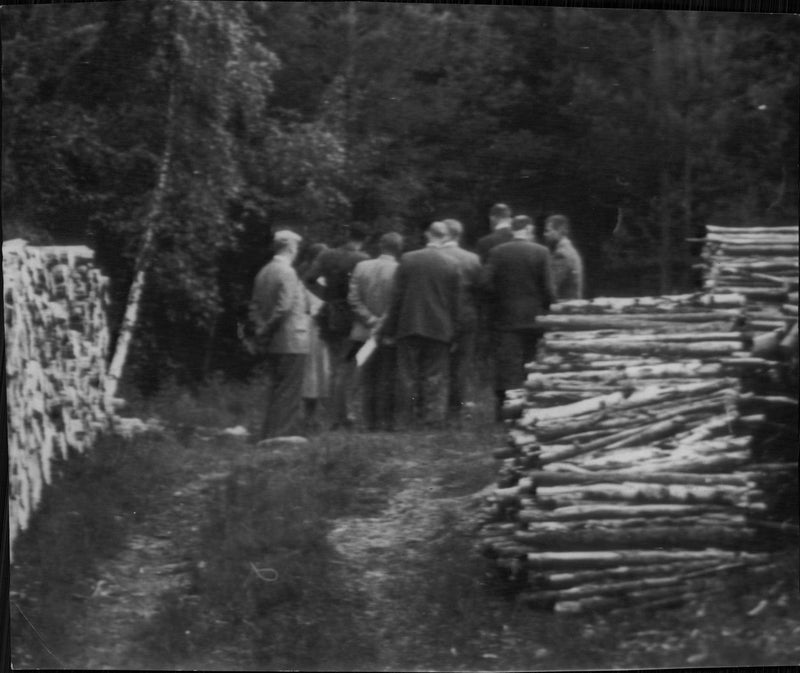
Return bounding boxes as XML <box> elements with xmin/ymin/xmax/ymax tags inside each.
<box><xmin>489</xmin><ymin>203</ymin><xmax>512</xmax><ymax>220</ymax></box>
<box><xmin>348</xmin><ymin>222</ymin><xmax>370</xmax><ymax>241</ymax></box>
<box><xmin>511</xmin><ymin>214</ymin><xmax>533</xmax><ymax>231</ymax></box>
<box><xmin>545</xmin><ymin>214</ymin><xmax>571</xmax><ymax>236</ymax></box>
<box><xmin>379</xmin><ymin>232</ymin><xmax>404</xmax><ymax>256</ymax></box>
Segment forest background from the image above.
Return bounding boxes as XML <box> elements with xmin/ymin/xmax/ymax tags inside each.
<box><xmin>3</xmin><ymin>1</ymin><xmax>798</xmax><ymax>393</ymax></box>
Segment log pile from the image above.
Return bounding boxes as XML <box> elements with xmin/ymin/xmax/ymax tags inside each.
<box><xmin>479</xmin><ymin>290</ymin><xmax>798</xmax><ymax>614</ymax></box>
<box><xmin>698</xmin><ymin>225</ymin><xmax>798</xmax><ymax>334</ymax></box>
<box><xmin>4</xmin><ymin>240</ymin><xmax>115</xmax><ymax>556</ymax></box>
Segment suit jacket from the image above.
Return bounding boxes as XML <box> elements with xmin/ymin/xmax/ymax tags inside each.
<box><xmin>476</xmin><ymin>227</ymin><xmax>513</xmax><ymax>263</ymax></box>
<box><xmin>303</xmin><ymin>243</ymin><xmax>369</xmax><ymax>302</ymax></box>
<box><xmin>382</xmin><ymin>245</ymin><xmax>462</xmax><ymax>343</ymax></box>
<box><xmin>483</xmin><ymin>239</ymin><xmax>555</xmax><ymax>331</ymax></box>
<box><xmin>347</xmin><ymin>254</ymin><xmax>399</xmax><ymax>341</ymax></box>
<box><xmin>551</xmin><ymin>237</ymin><xmax>584</xmax><ymax>300</ymax></box>
<box><xmin>250</xmin><ymin>256</ymin><xmax>310</xmax><ymax>354</ymax></box>
<box><xmin>438</xmin><ymin>242</ymin><xmax>481</xmax><ymax>330</ymax></box>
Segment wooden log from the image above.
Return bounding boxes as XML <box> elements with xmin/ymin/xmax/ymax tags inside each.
<box><xmin>525</xmin><ymin>470</ymin><xmax>754</xmax><ymax>488</ymax></box>
<box><xmin>535</xmin><ymin>481</ymin><xmax>751</xmax><ymax>506</ymax></box>
<box><xmin>534</xmin><ymin>560</ymin><xmax>720</xmax><ymax>590</ymax></box>
<box><xmin>706</xmin><ymin>225</ymin><xmax>800</xmax><ymax>235</ymax></box>
<box><xmin>544</xmin><ymin>339</ymin><xmax>743</xmax><ymax>357</ymax></box>
<box><xmin>546</xmin><ymin>331</ymin><xmax>745</xmax><ymax>343</ymax></box>
<box><xmin>525</xmin><ymin>549</ymin><xmax>768</xmax><ymax>570</ymax></box>
<box><xmin>519</xmin><ymin>503</ymin><xmax>727</xmax><ymax>523</ymax></box>
<box><xmin>515</xmin><ymin>525</ymin><xmax>755</xmax><ymax>550</ymax></box>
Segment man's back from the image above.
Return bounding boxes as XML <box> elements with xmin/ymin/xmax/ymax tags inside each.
<box><xmin>477</xmin><ymin>228</ymin><xmax>513</xmax><ymax>263</ymax></box>
<box><xmin>306</xmin><ymin>245</ymin><xmax>369</xmax><ymax>302</ymax></box>
<box><xmin>385</xmin><ymin>247</ymin><xmax>461</xmax><ymax>342</ymax></box>
<box><xmin>251</xmin><ymin>258</ymin><xmax>309</xmax><ymax>353</ymax></box>
<box><xmin>438</xmin><ymin>244</ymin><xmax>481</xmax><ymax>325</ymax></box>
<box><xmin>485</xmin><ymin>239</ymin><xmax>554</xmax><ymax>331</ymax></box>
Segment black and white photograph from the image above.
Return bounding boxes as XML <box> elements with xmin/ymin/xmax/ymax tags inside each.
<box><xmin>3</xmin><ymin>0</ymin><xmax>799</xmax><ymax>669</ymax></box>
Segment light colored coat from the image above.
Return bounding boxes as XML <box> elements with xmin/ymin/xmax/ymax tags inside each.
<box><xmin>250</xmin><ymin>255</ymin><xmax>310</xmax><ymax>354</ymax></box>
<box><xmin>551</xmin><ymin>237</ymin><xmax>584</xmax><ymax>300</ymax></box>
<box><xmin>347</xmin><ymin>254</ymin><xmax>399</xmax><ymax>342</ymax></box>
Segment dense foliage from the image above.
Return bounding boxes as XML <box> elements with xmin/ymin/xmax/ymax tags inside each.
<box><xmin>3</xmin><ymin>2</ymin><xmax>797</xmax><ymax>390</ymax></box>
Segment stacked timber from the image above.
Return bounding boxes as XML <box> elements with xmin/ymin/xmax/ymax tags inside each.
<box><xmin>4</xmin><ymin>239</ymin><xmax>115</xmax><ymax>555</ymax></box>
<box><xmin>479</xmin><ymin>292</ymin><xmax>797</xmax><ymax>614</ymax></box>
<box><xmin>698</xmin><ymin>225</ymin><xmax>799</xmax><ymax>334</ymax></box>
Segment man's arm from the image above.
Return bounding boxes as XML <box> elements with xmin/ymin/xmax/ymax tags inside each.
<box><xmin>348</xmin><ymin>263</ymin><xmax>378</xmax><ymax>328</ymax></box>
<box><xmin>572</xmin><ymin>249</ymin><xmax>585</xmax><ymax>300</ymax></box>
<box><xmin>380</xmin><ymin>261</ymin><xmax>406</xmax><ymax>341</ymax></box>
<box><xmin>260</xmin><ymin>266</ymin><xmax>295</xmax><ymax>339</ymax></box>
<box><xmin>302</xmin><ymin>251</ymin><xmax>328</xmax><ymax>298</ymax></box>
<box><xmin>540</xmin><ymin>249</ymin><xmax>556</xmax><ymax>312</ymax></box>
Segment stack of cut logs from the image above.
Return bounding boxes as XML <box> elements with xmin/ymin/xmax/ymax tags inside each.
<box><xmin>480</xmin><ymin>291</ymin><xmax>798</xmax><ymax>614</ymax></box>
<box><xmin>4</xmin><ymin>240</ymin><xmax>114</xmax><ymax>555</ymax></box>
<box><xmin>699</xmin><ymin>224</ymin><xmax>798</xmax><ymax>332</ymax></box>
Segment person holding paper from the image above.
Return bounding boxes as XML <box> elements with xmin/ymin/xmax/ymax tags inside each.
<box><xmin>348</xmin><ymin>232</ymin><xmax>403</xmax><ymax>431</ymax></box>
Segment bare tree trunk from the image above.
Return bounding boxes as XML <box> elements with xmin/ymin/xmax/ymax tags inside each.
<box><xmin>105</xmin><ymin>83</ymin><xmax>176</xmax><ymax>403</ymax></box>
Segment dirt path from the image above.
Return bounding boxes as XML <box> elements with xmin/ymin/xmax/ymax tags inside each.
<box><xmin>68</xmin><ymin>468</ymin><xmax>237</xmax><ymax>669</ymax></box>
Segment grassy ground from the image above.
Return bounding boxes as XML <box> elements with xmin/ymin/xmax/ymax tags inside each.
<box><xmin>10</xmin><ymin>375</ymin><xmax>800</xmax><ymax>670</ymax></box>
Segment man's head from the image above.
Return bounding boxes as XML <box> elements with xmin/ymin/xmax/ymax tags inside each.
<box><xmin>510</xmin><ymin>215</ymin><xmax>534</xmax><ymax>241</ymax></box>
<box><xmin>489</xmin><ymin>203</ymin><xmax>512</xmax><ymax>231</ymax></box>
<box><xmin>347</xmin><ymin>221</ymin><xmax>370</xmax><ymax>249</ymax></box>
<box><xmin>273</xmin><ymin>229</ymin><xmax>303</xmax><ymax>260</ymax></box>
<box><xmin>379</xmin><ymin>232</ymin><xmax>404</xmax><ymax>258</ymax></box>
<box><xmin>442</xmin><ymin>218</ymin><xmax>464</xmax><ymax>244</ymax></box>
<box><xmin>544</xmin><ymin>214</ymin><xmax>570</xmax><ymax>247</ymax></box>
<box><xmin>425</xmin><ymin>220</ymin><xmax>449</xmax><ymax>246</ymax></box>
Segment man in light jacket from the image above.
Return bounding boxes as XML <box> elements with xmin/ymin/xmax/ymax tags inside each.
<box><xmin>348</xmin><ymin>232</ymin><xmax>403</xmax><ymax>430</ymax></box>
<box><xmin>543</xmin><ymin>214</ymin><xmax>584</xmax><ymax>300</ymax></box>
<box><xmin>250</xmin><ymin>229</ymin><xmax>310</xmax><ymax>439</ymax></box>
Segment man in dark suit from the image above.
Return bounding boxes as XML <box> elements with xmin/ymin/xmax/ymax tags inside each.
<box><xmin>476</xmin><ymin>203</ymin><xmax>513</xmax><ymax>263</ymax></box>
<box><xmin>483</xmin><ymin>215</ymin><xmax>555</xmax><ymax>421</ymax></box>
<box><xmin>381</xmin><ymin>221</ymin><xmax>462</xmax><ymax>428</ymax></box>
<box><xmin>440</xmin><ymin>218</ymin><xmax>482</xmax><ymax>418</ymax></box>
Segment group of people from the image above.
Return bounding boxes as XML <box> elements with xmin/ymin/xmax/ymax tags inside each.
<box><xmin>248</xmin><ymin>203</ymin><xmax>584</xmax><ymax>440</ymax></box>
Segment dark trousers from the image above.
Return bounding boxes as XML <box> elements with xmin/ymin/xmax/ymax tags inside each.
<box><xmin>261</xmin><ymin>353</ymin><xmax>307</xmax><ymax>439</ymax></box>
<box><xmin>493</xmin><ymin>327</ymin><xmax>541</xmax><ymax>393</ymax></box>
<box><xmin>326</xmin><ymin>335</ymin><xmax>360</xmax><ymax>426</ymax></box>
<box><xmin>361</xmin><ymin>344</ymin><xmax>398</xmax><ymax>431</ymax></box>
<box><xmin>448</xmin><ymin>328</ymin><xmax>477</xmax><ymax>413</ymax></box>
<box><xmin>397</xmin><ymin>335</ymin><xmax>450</xmax><ymax>427</ymax></box>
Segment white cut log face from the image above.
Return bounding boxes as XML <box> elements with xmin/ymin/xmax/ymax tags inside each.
<box><xmin>4</xmin><ymin>242</ymin><xmax>114</xmax><ymax>561</ymax></box>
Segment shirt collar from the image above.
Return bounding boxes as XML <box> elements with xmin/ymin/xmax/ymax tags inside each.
<box><xmin>272</xmin><ymin>254</ymin><xmax>293</xmax><ymax>265</ymax></box>
<box><xmin>441</xmin><ymin>240</ymin><xmax>457</xmax><ymax>248</ymax></box>
<box><xmin>378</xmin><ymin>253</ymin><xmax>396</xmax><ymax>261</ymax></box>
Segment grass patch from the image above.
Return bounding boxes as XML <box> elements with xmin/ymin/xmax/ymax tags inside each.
<box><xmin>134</xmin><ymin>434</ymin><xmax>402</xmax><ymax>670</ymax></box>
<box><xmin>10</xmin><ymin>434</ymin><xmax>175</xmax><ymax>668</ymax></box>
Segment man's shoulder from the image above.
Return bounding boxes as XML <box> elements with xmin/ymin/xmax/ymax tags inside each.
<box><xmin>441</xmin><ymin>245</ymin><xmax>480</xmax><ymax>266</ymax></box>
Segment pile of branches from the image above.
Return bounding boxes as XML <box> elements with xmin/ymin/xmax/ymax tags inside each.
<box><xmin>479</xmin><ymin>292</ymin><xmax>798</xmax><ymax>614</ymax></box>
<box><xmin>4</xmin><ymin>240</ymin><xmax>115</xmax><ymax>554</ymax></box>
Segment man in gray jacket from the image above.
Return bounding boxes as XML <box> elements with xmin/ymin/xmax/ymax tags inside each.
<box><xmin>348</xmin><ymin>232</ymin><xmax>403</xmax><ymax>430</ymax></box>
<box><xmin>250</xmin><ymin>230</ymin><xmax>310</xmax><ymax>439</ymax></box>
